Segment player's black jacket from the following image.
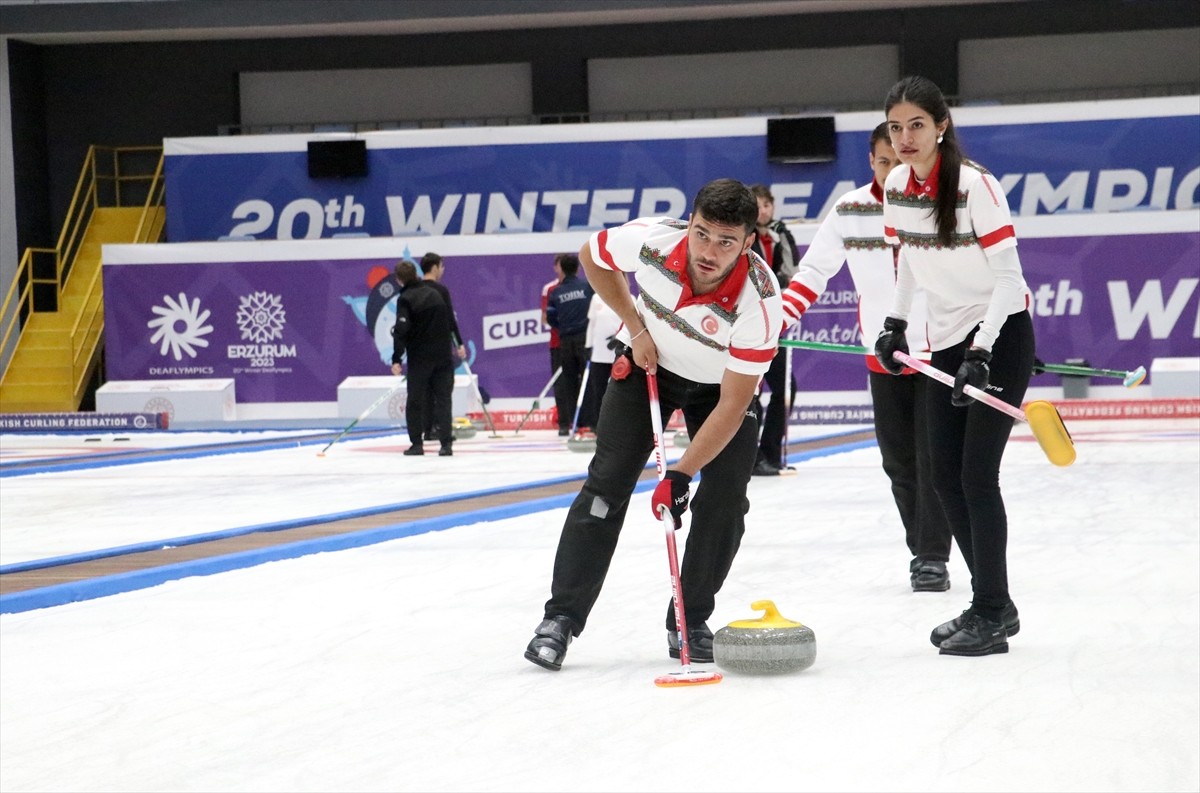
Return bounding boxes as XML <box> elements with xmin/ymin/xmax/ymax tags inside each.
<box><xmin>547</xmin><ymin>275</ymin><xmax>593</xmax><ymax>337</ymax></box>
<box><xmin>392</xmin><ymin>281</ymin><xmax>453</xmax><ymax>366</ymax></box>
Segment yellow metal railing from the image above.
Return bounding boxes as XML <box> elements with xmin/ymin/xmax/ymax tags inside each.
<box><xmin>0</xmin><ymin>145</ymin><xmax>165</xmax><ymax>398</ymax></box>
<box><xmin>63</xmin><ymin>151</ymin><xmax>166</xmax><ymax>402</ymax></box>
<box><xmin>66</xmin><ymin>258</ymin><xmax>108</xmax><ymax>403</ymax></box>
<box><xmin>133</xmin><ymin>152</ymin><xmax>166</xmax><ymax>244</ymax></box>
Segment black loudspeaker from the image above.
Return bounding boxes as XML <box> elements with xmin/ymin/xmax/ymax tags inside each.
<box><xmin>766</xmin><ymin>116</ymin><xmax>837</xmax><ymax>163</ymax></box>
<box><xmin>307</xmin><ymin>139</ymin><xmax>368</xmax><ymax>178</ymax></box>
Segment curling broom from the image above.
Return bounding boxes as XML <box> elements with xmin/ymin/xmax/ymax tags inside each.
<box><xmin>317</xmin><ymin>378</ymin><xmax>405</xmax><ymax>457</ymax></box>
<box><xmin>460</xmin><ymin>359</ymin><xmax>501</xmax><ymax>438</ymax></box>
<box><xmin>893</xmin><ymin>351</ymin><xmax>1076</xmax><ymax>467</ymax></box>
<box><xmin>566</xmin><ymin>361</ymin><xmax>596</xmax><ymax>452</ymax></box>
<box><xmin>647</xmin><ymin>371</ymin><xmax>723</xmax><ymax>688</ymax></box>
<box><xmin>513</xmin><ymin>366</ymin><xmax>563</xmax><ymax>436</ymax></box>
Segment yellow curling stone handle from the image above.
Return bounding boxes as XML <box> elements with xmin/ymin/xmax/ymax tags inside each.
<box><xmin>727</xmin><ymin>600</ymin><xmax>804</xmax><ymax>629</ymax></box>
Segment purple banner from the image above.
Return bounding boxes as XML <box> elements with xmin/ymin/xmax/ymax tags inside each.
<box><xmin>1018</xmin><ymin>231</ymin><xmax>1199</xmax><ymax>378</ymax></box>
<box><xmin>103</xmin><ymin>258</ymin><xmax>397</xmax><ymax>403</ymax></box>
<box><xmin>102</xmin><ymin>218</ymin><xmax>1199</xmax><ymax>403</ymax></box>
<box><xmin>785</xmin><ymin>226</ymin><xmax>1200</xmax><ymax>389</ymax></box>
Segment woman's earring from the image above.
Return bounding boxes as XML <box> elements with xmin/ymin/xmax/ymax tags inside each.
<box><xmin>937</xmin><ymin>134</ymin><xmax>944</xmax><ymax>144</ymax></box>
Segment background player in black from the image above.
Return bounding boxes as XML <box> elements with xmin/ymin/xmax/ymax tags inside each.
<box><xmin>418</xmin><ymin>252</ymin><xmax>467</xmax><ymax>441</ymax></box>
<box><xmin>391</xmin><ymin>259</ymin><xmax>456</xmax><ymax>457</ymax></box>
<box><xmin>747</xmin><ymin>184</ymin><xmax>800</xmax><ymax>475</ymax></box>
<box><xmin>546</xmin><ymin>254</ymin><xmax>594</xmax><ymax>436</ymax></box>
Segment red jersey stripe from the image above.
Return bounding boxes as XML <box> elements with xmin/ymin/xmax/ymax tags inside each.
<box><xmin>730</xmin><ymin>346</ymin><xmax>776</xmax><ymax>364</ymax></box>
<box><xmin>594</xmin><ymin>229</ymin><xmax>618</xmax><ymax>270</ymax></box>
<box><xmin>786</xmin><ymin>281</ymin><xmax>818</xmax><ymax>305</ymax></box>
<box><xmin>977</xmin><ymin>225</ymin><xmax>1015</xmax><ymax>249</ymax></box>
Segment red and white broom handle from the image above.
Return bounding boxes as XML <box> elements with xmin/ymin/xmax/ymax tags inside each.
<box><xmin>646</xmin><ymin>372</ymin><xmax>693</xmax><ymax>670</ymax></box>
<box><xmin>893</xmin><ymin>350</ymin><xmax>1028</xmax><ymax>424</ymax></box>
<box><xmin>569</xmin><ymin>360</ymin><xmax>592</xmax><ymax>434</ymax></box>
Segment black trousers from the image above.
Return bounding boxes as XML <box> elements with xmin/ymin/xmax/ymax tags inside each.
<box><xmin>927</xmin><ymin>311</ymin><xmax>1035</xmax><ymax>618</ymax></box>
<box><xmin>542</xmin><ymin>362</ymin><xmax>759</xmax><ymax>636</ymax></box>
<box><xmin>756</xmin><ymin>348</ymin><xmax>795</xmax><ymax>467</ymax></box>
<box><xmin>869</xmin><ymin>370</ymin><xmax>951</xmax><ymax>563</ymax></box>
<box><xmin>553</xmin><ymin>332</ymin><xmax>588</xmax><ymax>430</ymax></box>
<box><xmin>405</xmin><ymin>360</ymin><xmax>454</xmax><ymax>447</ymax></box>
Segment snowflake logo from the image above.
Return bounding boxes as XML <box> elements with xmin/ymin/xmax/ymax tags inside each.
<box><xmin>388</xmin><ymin>392</ymin><xmax>406</xmax><ymax>419</ymax></box>
<box><xmin>143</xmin><ymin>396</ymin><xmax>175</xmax><ymax>423</ymax></box>
<box><xmin>147</xmin><ymin>292</ymin><xmax>213</xmax><ymax>361</ymax></box>
<box><xmin>236</xmin><ymin>292</ymin><xmax>287</xmax><ymax>343</ymax></box>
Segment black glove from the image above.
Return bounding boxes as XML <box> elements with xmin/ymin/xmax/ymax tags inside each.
<box><xmin>952</xmin><ymin>347</ymin><xmax>992</xmax><ymax>407</ymax></box>
<box><xmin>651</xmin><ymin>470</ymin><xmax>692</xmax><ymax>530</ymax></box>
<box><xmin>874</xmin><ymin>317</ymin><xmax>909</xmax><ymax>375</ymax></box>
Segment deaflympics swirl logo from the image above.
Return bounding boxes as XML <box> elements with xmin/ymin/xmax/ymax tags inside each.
<box><xmin>147</xmin><ymin>292</ymin><xmax>214</xmax><ymax>361</ymax></box>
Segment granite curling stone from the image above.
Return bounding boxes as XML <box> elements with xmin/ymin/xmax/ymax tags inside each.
<box><xmin>713</xmin><ymin>600</ymin><xmax>816</xmax><ymax>675</ymax></box>
<box><xmin>566</xmin><ymin>429</ymin><xmax>597</xmax><ymax>453</ymax></box>
<box><xmin>452</xmin><ymin>417</ymin><xmax>477</xmax><ymax>440</ymax></box>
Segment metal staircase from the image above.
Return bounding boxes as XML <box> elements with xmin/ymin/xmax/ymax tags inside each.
<box><xmin>0</xmin><ymin>146</ymin><xmax>165</xmax><ymax>413</ymax></box>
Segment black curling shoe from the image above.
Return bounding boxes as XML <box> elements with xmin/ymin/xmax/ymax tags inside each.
<box><xmin>939</xmin><ymin>613</ymin><xmax>1010</xmax><ymax>656</ymax></box>
<box><xmin>525</xmin><ymin>616</ymin><xmax>574</xmax><ymax>671</ymax></box>
<box><xmin>667</xmin><ymin>622</ymin><xmax>714</xmax><ymax>663</ymax></box>
<box><xmin>751</xmin><ymin>458</ymin><xmax>781</xmax><ymax>476</ymax></box>
<box><xmin>930</xmin><ymin>601</ymin><xmax>1020</xmax><ymax>647</ymax></box>
<box><xmin>911</xmin><ymin>560</ymin><xmax>951</xmax><ymax>592</ymax></box>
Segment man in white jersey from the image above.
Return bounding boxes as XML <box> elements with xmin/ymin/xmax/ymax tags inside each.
<box><xmin>782</xmin><ymin>122</ymin><xmax>953</xmax><ymax>593</ymax></box>
<box><xmin>525</xmin><ymin>179</ymin><xmax>783</xmax><ymax>671</ymax></box>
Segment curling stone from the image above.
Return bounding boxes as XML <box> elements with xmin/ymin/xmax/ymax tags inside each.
<box><xmin>713</xmin><ymin>600</ymin><xmax>816</xmax><ymax>675</ymax></box>
<box><xmin>673</xmin><ymin>429</ymin><xmax>690</xmax><ymax>448</ymax></box>
<box><xmin>452</xmin><ymin>417</ymin><xmax>477</xmax><ymax>440</ymax></box>
<box><xmin>566</xmin><ymin>429</ymin><xmax>597</xmax><ymax>453</ymax></box>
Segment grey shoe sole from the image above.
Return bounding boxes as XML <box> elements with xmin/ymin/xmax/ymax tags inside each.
<box><xmin>524</xmin><ymin>643</ymin><xmax>565</xmax><ymax>670</ymax></box>
<box><xmin>939</xmin><ymin>638</ymin><xmax>1009</xmax><ymax>657</ymax></box>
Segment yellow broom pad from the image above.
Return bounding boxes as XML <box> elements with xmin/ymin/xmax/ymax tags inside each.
<box><xmin>1024</xmin><ymin>400</ymin><xmax>1076</xmax><ymax>467</ymax></box>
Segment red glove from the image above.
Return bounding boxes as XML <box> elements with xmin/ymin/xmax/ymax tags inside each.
<box><xmin>651</xmin><ymin>470</ymin><xmax>693</xmax><ymax>530</ymax></box>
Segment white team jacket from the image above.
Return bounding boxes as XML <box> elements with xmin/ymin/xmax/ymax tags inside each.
<box><xmin>781</xmin><ymin>182</ymin><xmax>931</xmax><ymax>374</ymax></box>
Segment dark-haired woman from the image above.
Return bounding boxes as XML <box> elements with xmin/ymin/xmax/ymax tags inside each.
<box><xmin>874</xmin><ymin>75</ymin><xmax>1035</xmax><ymax>657</ymax></box>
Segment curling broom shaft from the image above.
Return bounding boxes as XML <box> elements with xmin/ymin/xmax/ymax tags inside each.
<box><xmin>514</xmin><ymin>366</ymin><xmax>563</xmax><ymax>434</ymax></box>
<box><xmin>778</xmin><ymin>338</ymin><xmax>1144</xmax><ymax>385</ymax></box>
<box><xmin>317</xmin><ymin>378</ymin><xmax>404</xmax><ymax>456</ymax></box>
<box><xmin>1036</xmin><ymin>362</ymin><xmax>1146</xmax><ymax>386</ymax></box>
<box><xmin>778</xmin><ymin>339</ymin><xmax>869</xmax><ymax>356</ymax></box>
<box><xmin>460</xmin><ymin>359</ymin><xmax>499</xmax><ymax>436</ymax></box>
